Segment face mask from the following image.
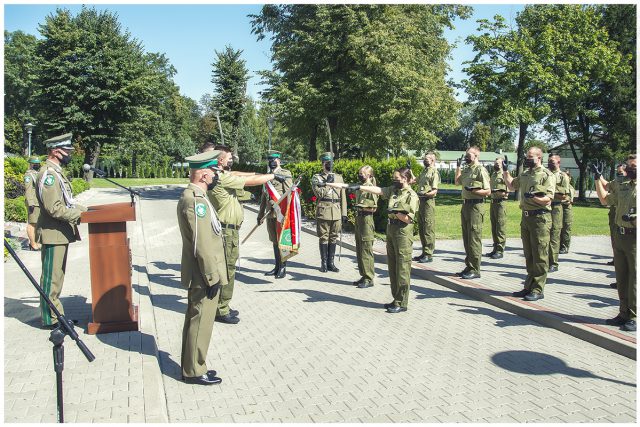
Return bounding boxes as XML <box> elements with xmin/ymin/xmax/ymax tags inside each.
<box><xmin>324</xmin><ymin>162</ymin><xmax>333</xmax><ymax>172</ymax></box>
<box><xmin>464</xmin><ymin>156</ymin><xmax>472</xmax><ymax>164</ymax></box>
<box><xmin>32</xmin><ymin>165</ymin><xmax>41</xmax><ymax>171</ymax></box>
<box><xmin>268</xmin><ymin>160</ymin><xmax>278</xmax><ymax>171</ymax></box>
<box><xmin>59</xmin><ymin>153</ymin><xmax>72</xmax><ymax>166</ymax></box>
<box><xmin>392</xmin><ymin>180</ymin><xmax>403</xmax><ymax>189</ymax></box>
<box><xmin>625</xmin><ymin>168</ymin><xmax>636</xmax><ymax>180</ymax></box>
<box><xmin>224</xmin><ymin>160</ymin><xmax>233</xmax><ymax>171</ymax></box>
<box><xmin>423</xmin><ymin>161</ymin><xmax>430</xmax><ymax>168</ymax></box>
<box><xmin>524</xmin><ymin>158</ymin><xmax>535</xmax><ymax>169</ymax></box>
<box><xmin>616</xmin><ymin>173</ymin><xmax>625</xmax><ymax>177</ymax></box>
<box><xmin>207</xmin><ymin>173</ymin><xmax>219</xmax><ymax>191</ymax></box>
<box><xmin>493</xmin><ymin>165</ymin><xmax>501</xmax><ymax>171</ymax></box>
<box><xmin>358</xmin><ymin>174</ymin><xmax>367</xmax><ymax>183</ymax></box>
<box><xmin>547</xmin><ymin>163</ymin><xmax>558</xmax><ymax>171</ymax></box>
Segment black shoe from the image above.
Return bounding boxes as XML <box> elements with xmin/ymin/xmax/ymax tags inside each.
<box><xmin>606</xmin><ymin>260</ymin><xmax>615</xmax><ymax>266</ymax></box>
<box><xmin>416</xmin><ymin>255</ymin><xmax>433</xmax><ymax>263</ymax></box>
<box><xmin>512</xmin><ymin>289</ymin><xmax>529</xmax><ymax>297</ymax></box>
<box><xmin>265</xmin><ymin>266</ymin><xmax>278</xmax><ymax>276</ymax></box>
<box><xmin>621</xmin><ymin>320</ymin><xmax>637</xmax><ymax>332</ymax></box>
<box><xmin>610</xmin><ymin>282</ymin><xmax>618</xmax><ymax>289</ymax></box>
<box><xmin>274</xmin><ymin>263</ymin><xmax>287</xmax><ymax>279</ymax></box>
<box><xmin>558</xmin><ymin>248</ymin><xmax>568</xmax><ymax>254</ymax></box>
<box><xmin>461</xmin><ymin>271</ymin><xmax>480</xmax><ymax>280</ymax></box>
<box><xmin>327</xmin><ymin>243</ymin><xmax>340</xmax><ymax>272</ymax></box>
<box><xmin>383</xmin><ymin>302</ymin><xmax>395</xmax><ymax>309</ymax></box>
<box><xmin>548</xmin><ymin>265</ymin><xmax>558</xmax><ymax>273</ymax></box>
<box><xmin>605</xmin><ymin>315</ymin><xmax>626</xmax><ymax>326</ymax></box>
<box><xmin>484</xmin><ymin>250</ymin><xmax>496</xmax><ymax>257</ymax></box>
<box><xmin>412</xmin><ymin>254</ymin><xmax>426</xmax><ymax>262</ymax></box>
<box><xmin>386</xmin><ymin>306</ymin><xmax>407</xmax><ymax>313</ymax></box>
<box><xmin>229</xmin><ymin>309</ymin><xmax>239</xmax><ymax>317</ymax></box>
<box><xmin>524</xmin><ymin>292</ymin><xmax>544</xmax><ymax>301</ymax></box>
<box><xmin>353</xmin><ymin>277</ymin><xmax>365</xmax><ymax>286</ymax></box>
<box><xmin>357</xmin><ymin>280</ymin><xmax>373</xmax><ymax>289</ymax></box>
<box><xmin>207</xmin><ymin>369</ymin><xmax>217</xmax><ymax>378</ymax></box>
<box><xmin>215</xmin><ymin>313</ymin><xmax>240</xmax><ymax>324</ymax></box>
<box><xmin>456</xmin><ymin>267</ymin><xmax>471</xmax><ymax>277</ymax></box>
<box><xmin>183</xmin><ymin>373</ymin><xmax>222</xmax><ymax>385</ymax></box>
<box><xmin>319</xmin><ymin>243</ymin><xmax>328</xmax><ymax>273</ymax></box>
<box><xmin>490</xmin><ymin>252</ymin><xmax>503</xmax><ymax>260</ymax></box>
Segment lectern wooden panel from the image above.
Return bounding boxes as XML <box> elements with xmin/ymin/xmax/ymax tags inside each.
<box><xmin>81</xmin><ymin>202</ymin><xmax>139</xmax><ymax>334</ymax></box>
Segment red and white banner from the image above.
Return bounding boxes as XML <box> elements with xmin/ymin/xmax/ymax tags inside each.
<box><xmin>264</xmin><ymin>181</ymin><xmax>301</xmax><ymax>261</ymax></box>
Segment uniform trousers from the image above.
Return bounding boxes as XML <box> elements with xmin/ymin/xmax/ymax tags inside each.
<box><xmin>613</xmin><ymin>231</ymin><xmax>636</xmax><ymax>321</ymax></box>
<box><xmin>417</xmin><ymin>198</ymin><xmax>436</xmax><ymax>257</ymax></box>
<box><xmin>40</xmin><ymin>244</ymin><xmax>68</xmax><ymax>326</ymax></box>
<box><xmin>489</xmin><ymin>200</ymin><xmax>506</xmax><ymax>253</ymax></box>
<box><xmin>461</xmin><ymin>202</ymin><xmax>485</xmax><ymax>274</ymax></box>
<box><xmin>548</xmin><ymin>204</ymin><xmax>563</xmax><ymax>267</ymax></box>
<box><xmin>386</xmin><ymin>222</ymin><xmax>413</xmax><ymax>308</ymax></box>
<box><xmin>355</xmin><ymin>214</ymin><xmax>375</xmax><ymax>283</ymax></box>
<box><xmin>217</xmin><ymin>227</ymin><xmax>238</xmax><ymax>316</ymax></box>
<box><xmin>521</xmin><ymin>212</ymin><xmax>551</xmax><ymax>294</ymax></box>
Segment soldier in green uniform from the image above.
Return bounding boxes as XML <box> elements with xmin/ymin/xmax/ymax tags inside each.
<box><xmin>558</xmin><ymin>172</ymin><xmax>575</xmax><ymax>254</ymax></box>
<box><xmin>596</xmin><ymin>154</ymin><xmax>636</xmax><ymax>332</ymax></box>
<box><xmin>486</xmin><ymin>157</ymin><xmax>508</xmax><ymax>259</ymax></box>
<box><xmin>177</xmin><ymin>150</ymin><xmax>225</xmax><ymax>385</ymax></box>
<box><xmin>258</xmin><ymin>150</ymin><xmax>293</xmax><ymax>279</ymax></box>
<box><xmin>204</xmin><ymin>146</ymin><xmax>287</xmax><ymax>324</ymax></box>
<box><xmin>36</xmin><ymin>133</ymin><xmax>87</xmax><ymax>328</ymax></box>
<box><xmin>352</xmin><ymin>165</ymin><xmax>378</xmax><ymax>288</ymax></box>
<box><xmin>311</xmin><ymin>152</ymin><xmax>347</xmax><ymax>273</ymax></box>
<box><xmin>413</xmin><ymin>152</ymin><xmax>439</xmax><ymax>263</ymax></box>
<box><xmin>24</xmin><ymin>156</ymin><xmax>42</xmax><ymax>251</ymax></box>
<box><xmin>454</xmin><ymin>146</ymin><xmax>491</xmax><ymax>279</ymax></box>
<box><xmin>326</xmin><ymin>167</ymin><xmax>419</xmax><ymax>312</ymax></box>
<box><xmin>547</xmin><ymin>153</ymin><xmax>571</xmax><ymax>272</ymax></box>
<box><xmin>502</xmin><ymin>147</ymin><xmax>556</xmax><ymax>301</ymax></box>
<box><xmin>602</xmin><ymin>164</ymin><xmax>627</xmax><ymax>269</ymax></box>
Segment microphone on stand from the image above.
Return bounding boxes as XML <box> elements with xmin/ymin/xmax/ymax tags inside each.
<box><xmin>82</xmin><ymin>164</ymin><xmax>106</xmax><ymax>177</ymax></box>
<box><xmin>83</xmin><ymin>164</ymin><xmax>140</xmax><ymax>204</ymax></box>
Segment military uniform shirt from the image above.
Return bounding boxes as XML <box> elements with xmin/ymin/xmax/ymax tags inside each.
<box><xmin>381</xmin><ymin>186</ymin><xmax>420</xmax><ymax>221</ymax></box>
<box><xmin>416</xmin><ymin>167</ymin><xmax>440</xmax><ymax>196</ymax></box>
<box><xmin>606</xmin><ymin>180</ymin><xmax>637</xmax><ymax>228</ymax></box>
<box><xmin>178</xmin><ymin>183</ymin><xmax>228</xmax><ymax>289</ymax></box>
<box><xmin>258</xmin><ymin>167</ymin><xmax>293</xmax><ymax>219</ymax></box>
<box><xmin>355</xmin><ymin>179</ymin><xmax>378</xmax><ymax>209</ymax></box>
<box><xmin>511</xmin><ymin>166</ymin><xmax>556</xmax><ymax>211</ymax></box>
<box><xmin>551</xmin><ymin>170</ymin><xmax>570</xmax><ymax>201</ymax></box>
<box><xmin>312</xmin><ymin>171</ymin><xmax>347</xmax><ymax>220</ymax></box>
<box><xmin>460</xmin><ymin>164</ymin><xmax>490</xmax><ymax>200</ymax></box>
<box><xmin>208</xmin><ymin>172</ymin><xmax>247</xmax><ymax>226</ymax></box>
<box><xmin>490</xmin><ymin>170</ymin><xmax>508</xmax><ymax>200</ymax></box>
<box><xmin>24</xmin><ymin>169</ymin><xmax>39</xmax><ymax>207</ymax></box>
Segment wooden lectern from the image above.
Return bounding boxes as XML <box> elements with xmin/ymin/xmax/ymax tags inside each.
<box><xmin>81</xmin><ymin>202</ymin><xmax>139</xmax><ymax>334</ymax></box>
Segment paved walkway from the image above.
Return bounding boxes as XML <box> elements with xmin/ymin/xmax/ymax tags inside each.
<box><xmin>4</xmin><ymin>186</ymin><xmax>636</xmax><ymax>422</ymax></box>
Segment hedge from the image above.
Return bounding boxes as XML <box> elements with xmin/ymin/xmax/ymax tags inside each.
<box><xmin>5</xmin><ymin>196</ymin><xmax>27</xmax><ymax>222</ymax></box>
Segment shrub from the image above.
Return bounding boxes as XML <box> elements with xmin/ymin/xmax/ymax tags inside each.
<box><xmin>70</xmin><ymin>178</ymin><xmax>91</xmax><ymax>196</ymax></box>
<box><xmin>4</xmin><ymin>197</ymin><xmax>27</xmax><ymax>222</ymax></box>
<box><xmin>4</xmin><ymin>157</ymin><xmax>29</xmax><ymax>199</ymax></box>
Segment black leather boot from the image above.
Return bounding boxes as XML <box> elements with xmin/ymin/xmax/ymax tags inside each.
<box><xmin>327</xmin><ymin>243</ymin><xmax>340</xmax><ymax>272</ymax></box>
<box><xmin>275</xmin><ymin>261</ymin><xmax>287</xmax><ymax>279</ymax></box>
<box><xmin>265</xmin><ymin>244</ymin><xmax>280</xmax><ymax>276</ymax></box>
<box><xmin>320</xmin><ymin>242</ymin><xmax>328</xmax><ymax>272</ymax></box>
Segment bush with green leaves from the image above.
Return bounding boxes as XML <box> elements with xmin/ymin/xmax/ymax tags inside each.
<box><xmin>4</xmin><ymin>157</ymin><xmax>29</xmax><ymax>199</ymax></box>
<box><xmin>71</xmin><ymin>178</ymin><xmax>91</xmax><ymax>196</ymax></box>
<box><xmin>4</xmin><ymin>196</ymin><xmax>27</xmax><ymax>222</ymax></box>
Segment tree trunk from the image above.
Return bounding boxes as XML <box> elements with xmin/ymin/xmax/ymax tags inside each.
<box><xmin>516</xmin><ymin>121</ymin><xmax>528</xmax><ymax>176</ymax></box>
<box><xmin>83</xmin><ymin>143</ymin><xmax>101</xmax><ymax>182</ymax></box>
<box><xmin>327</xmin><ymin>116</ymin><xmax>339</xmax><ymax>159</ymax></box>
<box><xmin>308</xmin><ymin>124</ymin><xmax>318</xmax><ymax>161</ymax></box>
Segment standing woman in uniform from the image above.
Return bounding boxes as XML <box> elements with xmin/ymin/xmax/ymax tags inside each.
<box><xmin>352</xmin><ymin>165</ymin><xmax>378</xmax><ymax>288</ymax></box>
<box><xmin>326</xmin><ymin>167</ymin><xmax>419</xmax><ymax>313</ymax></box>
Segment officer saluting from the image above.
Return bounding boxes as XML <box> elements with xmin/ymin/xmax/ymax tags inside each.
<box><xmin>311</xmin><ymin>152</ymin><xmax>347</xmax><ymax>273</ymax></box>
<box><xmin>36</xmin><ymin>133</ymin><xmax>87</xmax><ymax>329</ymax></box>
<box><xmin>547</xmin><ymin>153</ymin><xmax>571</xmax><ymax>273</ymax></box>
<box><xmin>177</xmin><ymin>150</ymin><xmax>226</xmax><ymax>385</ymax></box>
<box><xmin>258</xmin><ymin>150</ymin><xmax>293</xmax><ymax>279</ymax></box>
<box><xmin>24</xmin><ymin>156</ymin><xmax>42</xmax><ymax>251</ymax></box>
<box><xmin>486</xmin><ymin>157</ymin><xmax>508</xmax><ymax>259</ymax></box>
<box><xmin>413</xmin><ymin>152</ymin><xmax>439</xmax><ymax>263</ymax></box>
<box><xmin>502</xmin><ymin>147</ymin><xmax>555</xmax><ymax>301</ymax></box>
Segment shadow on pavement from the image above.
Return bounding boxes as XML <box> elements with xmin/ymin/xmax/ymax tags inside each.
<box><xmin>151</xmin><ymin>261</ymin><xmax>180</xmax><ymax>272</ymax></box>
<box><xmin>571</xmin><ymin>251</ymin><xmax>611</xmax><ymax>260</ymax></box>
<box><xmin>4</xmin><ymin>295</ymin><xmax>92</xmax><ymax>329</ymax></box>
<box><xmin>491</xmin><ymin>350</ymin><xmax>636</xmax><ymax>388</ymax></box>
<box><xmin>449</xmin><ymin>303</ymin><xmax>535</xmax><ymax>328</ymax></box>
<box><xmin>412</xmin><ymin>285</ymin><xmax>473</xmax><ymax>301</ymax></box>
<box><xmin>236</xmin><ymin>271</ymin><xmax>272</xmax><ymax>285</ymax></box>
<box><xmin>259</xmin><ymin>288</ymin><xmax>382</xmax><ymax>309</ymax></box>
<box><xmin>133</xmin><ymin>284</ymin><xmax>186</xmax><ymax>314</ymax></box>
<box><xmin>158</xmin><ymin>349</ymin><xmax>183</xmax><ymax>381</ymax></box>
<box><xmin>557</xmin><ymin>292</ymin><xmax>618</xmax><ymax>309</ymax></box>
<box><xmin>141</xmin><ymin>187</ymin><xmax>183</xmax><ymax>200</ymax></box>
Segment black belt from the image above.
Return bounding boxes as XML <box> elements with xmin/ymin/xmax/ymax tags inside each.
<box><xmin>523</xmin><ymin>209</ymin><xmax>549</xmax><ymax>217</ymax></box>
<box><xmin>463</xmin><ymin>199</ymin><xmax>484</xmax><ymax>204</ymax></box>
<box><xmin>320</xmin><ymin>198</ymin><xmax>339</xmax><ymax>203</ymax></box>
<box><xmin>388</xmin><ymin>218</ymin><xmax>408</xmax><ymax>227</ymax></box>
<box><xmin>418</xmin><ymin>195</ymin><xmax>434</xmax><ymax>200</ymax></box>
<box><xmin>491</xmin><ymin>199</ymin><xmax>506</xmax><ymax>204</ymax></box>
<box><xmin>551</xmin><ymin>201</ymin><xmax>562</xmax><ymax>206</ymax></box>
<box><xmin>221</xmin><ymin>222</ymin><xmax>241</xmax><ymax>230</ymax></box>
<box><xmin>357</xmin><ymin>210</ymin><xmax>375</xmax><ymax>216</ymax></box>
<box><xmin>618</xmin><ymin>226</ymin><xmax>635</xmax><ymax>235</ymax></box>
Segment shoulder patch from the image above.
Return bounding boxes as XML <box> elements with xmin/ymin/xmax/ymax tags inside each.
<box><xmin>195</xmin><ymin>203</ymin><xmax>207</xmax><ymax>218</ymax></box>
<box><xmin>24</xmin><ymin>176</ymin><xmax>31</xmax><ymax>184</ymax></box>
<box><xmin>44</xmin><ymin>175</ymin><xmax>55</xmax><ymax>186</ymax></box>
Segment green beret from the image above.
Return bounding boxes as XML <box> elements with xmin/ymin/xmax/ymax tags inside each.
<box><xmin>185</xmin><ymin>150</ymin><xmax>221</xmax><ymax>170</ymax></box>
<box><xmin>44</xmin><ymin>133</ymin><xmax>74</xmax><ymax>150</ymax></box>
<box><xmin>28</xmin><ymin>156</ymin><xmax>41</xmax><ymax>164</ymax></box>
<box><xmin>266</xmin><ymin>150</ymin><xmax>282</xmax><ymax>159</ymax></box>
<box><xmin>319</xmin><ymin>152</ymin><xmax>334</xmax><ymax>162</ymax></box>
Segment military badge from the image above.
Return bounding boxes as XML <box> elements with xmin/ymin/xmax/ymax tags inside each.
<box><xmin>44</xmin><ymin>175</ymin><xmax>55</xmax><ymax>186</ymax></box>
<box><xmin>195</xmin><ymin>203</ymin><xmax>207</xmax><ymax>218</ymax></box>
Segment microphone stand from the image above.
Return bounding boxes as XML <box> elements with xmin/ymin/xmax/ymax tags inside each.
<box><xmin>92</xmin><ymin>171</ymin><xmax>140</xmax><ymax>205</ymax></box>
<box><xmin>4</xmin><ymin>239</ymin><xmax>95</xmax><ymax>423</ymax></box>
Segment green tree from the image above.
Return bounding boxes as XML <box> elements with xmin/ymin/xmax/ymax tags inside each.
<box><xmin>210</xmin><ymin>45</ymin><xmax>249</xmax><ymax>158</ymax></box>
<box><xmin>468</xmin><ymin>123</ymin><xmax>491</xmax><ymax>151</ymax></box>
<box><xmin>251</xmin><ymin>4</ymin><xmax>470</xmax><ymax>160</ymax></box>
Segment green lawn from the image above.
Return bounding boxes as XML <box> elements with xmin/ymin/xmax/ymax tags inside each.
<box><xmin>88</xmin><ymin>177</ymin><xmax>188</xmax><ymax>188</ymax></box>
<box><xmin>376</xmin><ymin>193</ymin><xmax>609</xmax><ymax>240</ymax></box>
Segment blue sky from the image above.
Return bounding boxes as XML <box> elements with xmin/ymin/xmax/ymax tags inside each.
<box><xmin>4</xmin><ymin>3</ymin><xmax>524</xmax><ymax>104</ymax></box>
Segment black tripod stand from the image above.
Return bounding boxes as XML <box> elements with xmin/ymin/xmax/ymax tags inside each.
<box><xmin>4</xmin><ymin>239</ymin><xmax>95</xmax><ymax>423</ymax></box>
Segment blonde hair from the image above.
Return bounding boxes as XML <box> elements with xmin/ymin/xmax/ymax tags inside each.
<box><xmin>359</xmin><ymin>165</ymin><xmax>377</xmax><ymax>185</ymax></box>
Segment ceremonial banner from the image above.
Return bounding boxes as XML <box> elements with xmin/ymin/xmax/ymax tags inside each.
<box><xmin>264</xmin><ymin>181</ymin><xmax>301</xmax><ymax>262</ymax></box>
